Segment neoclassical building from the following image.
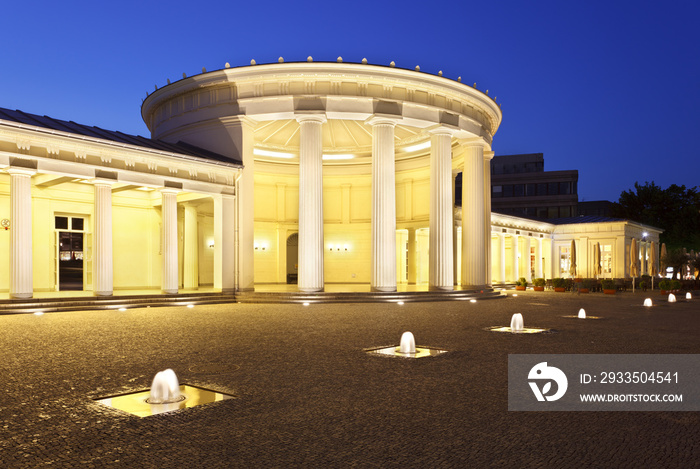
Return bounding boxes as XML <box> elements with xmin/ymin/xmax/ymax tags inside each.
<box><xmin>0</xmin><ymin>60</ymin><xmax>661</xmax><ymax>299</ymax></box>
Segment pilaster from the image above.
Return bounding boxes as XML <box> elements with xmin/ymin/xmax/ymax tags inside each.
<box><xmin>183</xmin><ymin>204</ymin><xmax>199</xmax><ymax>289</ymax></box>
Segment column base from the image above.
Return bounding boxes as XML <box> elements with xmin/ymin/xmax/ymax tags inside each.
<box><xmin>371</xmin><ymin>286</ymin><xmax>397</xmax><ymax>293</ymax></box>
<box><xmin>429</xmin><ymin>285</ymin><xmax>454</xmax><ymax>292</ymax></box>
<box><xmin>10</xmin><ymin>292</ymin><xmax>33</xmax><ymax>299</ymax></box>
<box><xmin>460</xmin><ymin>284</ymin><xmax>492</xmax><ymax>291</ymax></box>
<box><xmin>162</xmin><ymin>289</ymin><xmax>178</xmax><ymax>295</ymax></box>
<box><xmin>94</xmin><ymin>291</ymin><xmax>113</xmax><ymax>297</ymax></box>
<box><xmin>299</xmin><ymin>287</ymin><xmax>324</xmax><ymax>293</ymax></box>
<box><xmin>221</xmin><ymin>288</ymin><xmax>236</xmax><ymax>295</ymax></box>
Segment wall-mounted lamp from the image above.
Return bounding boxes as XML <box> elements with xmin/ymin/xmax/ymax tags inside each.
<box><xmin>208</xmin><ymin>241</ymin><xmax>215</xmax><ymax>249</ymax></box>
<box><xmin>328</xmin><ymin>243</ymin><xmax>350</xmax><ymax>252</ymax></box>
<box><xmin>254</xmin><ymin>243</ymin><xmax>267</xmax><ymax>251</ymax></box>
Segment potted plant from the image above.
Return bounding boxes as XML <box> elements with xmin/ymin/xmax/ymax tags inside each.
<box><xmin>659</xmin><ymin>279</ymin><xmax>671</xmax><ymax>294</ymax></box>
<box><xmin>552</xmin><ymin>278</ymin><xmax>567</xmax><ymax>292</ymax></box>
<box><xmin>579</xmin><ymin>279</ymin><xmax>594</xmax><ymax>293</ymax></box>
<box><xmin>601</xmin><ymin>279</ymin><xmax>616</xmax><ymax>294</ymax></box>
<box><xmin>671</xmin><ymin>279</ymin><xmax>682</xmax><ymax>293</ymax></box>
<box><xmin>516</xmin><ymin>277</ymin><xmax>528</xmax><ymax>291</ymax></box>
<box><xmin>639</xmin><ymin>280</ymin><xmax>648</xmax><ymax>291</ymax></box>
<box><xmin>532</xmin><ymin>278</ymin><xmax>546</xmax><ymax>291</ymax></box>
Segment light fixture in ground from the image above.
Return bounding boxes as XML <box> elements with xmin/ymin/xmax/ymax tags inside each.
<box><xmin>365</xmin><ymin>332</ymin><xmax>448</xmax><ymax>359</ymax></box>
<box><xmin>95</xmin><ymin>385</ymin><xmax>235</xmax><ymax>417</ymax></box>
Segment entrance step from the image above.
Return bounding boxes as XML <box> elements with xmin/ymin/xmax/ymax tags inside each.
<box><xmin>234</xmin><ymin>288</ymin><xmax>504</xmax><ymax>304</ymax></box>
<box><xmin>0</xmin><ymin>292</ymin><xmax>236</xmax><ymax>314</ymax></box>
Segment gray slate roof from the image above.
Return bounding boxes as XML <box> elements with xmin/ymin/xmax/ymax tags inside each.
<box><xmin>0</xmin><ymin>107</ymin><xmax>241</xmax><ymax>166</ymax></box>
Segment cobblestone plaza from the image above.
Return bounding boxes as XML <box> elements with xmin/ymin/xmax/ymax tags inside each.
<box><xmin>2</xmin><ymin>291</ymin><xmax>698</xmax><ymax>467</ymax></box>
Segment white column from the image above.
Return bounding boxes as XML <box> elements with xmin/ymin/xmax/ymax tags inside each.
<box><xmin>511</xmin><ymin>234</ymin><xmax>520</xmax><ymax>282</ymax></box>
<box><xmin>214</xmin><ymin>194</ymin><xmax>236</xmax><ymax>293</ymax></box>
<box><xmin>93</xmin><ymin>180</ymin><xmax>113</xmax><ymax>296</ymax></box>
<box><xmin>9</xmin><ymin>168</ymin><xmax>35</xmax><ymax>299</ymax></box>
<box><xmin>368</xmin><ymin>116</ymin><xmax>399</xmax><ymax>292</ymax></box>
<box><xmin>183</xmin><ymin>204</ymin><xmax>198</xmax><ymax>290</ymax></box>
<box><xmin>535</xmin><ymin>237</ymin><xmax>543</xmax><ymax>279</ymax></box>
<box><xmin>429</xmin><ymin>129</ymin><xmax>454</xmax><ymax>290</ymax></box>
<box><xmin>484</xmin><ymin>151</ymin><xmax>493</xmax><ymax>286</ymax></box>
<box><xmin>226</xmin><ymin>118</ymin><xmax>255</xmax><ymax>292</ymax></box>
<box><xmin>161</xmin><ymin>188</ymin><xmax>179</xmax><ymax>294</ymax></box>
<box><xmin>296</xmin><ymin>114</ymin><xmax>326</xmax><ymax>292</ymax></box>
<box><xmin>524</xmin><ymin>235</ymin><xmax>532</xmax><ymax>282</ymax></box>
<box><xmin>498</xmin><ymin>232</ymin><xmax>506</xmax><ymax>284</ymax></box>
<box><xmin>461</xmin><ymin>143</ymin><xmax>486</xmax><ymax>287</ymax></box>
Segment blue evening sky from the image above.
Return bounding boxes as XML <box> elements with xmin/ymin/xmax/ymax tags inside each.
<box><xmin>1</xmin><ymin>0</ymin><xmax>698</xmax><ymax>202</ymax></box>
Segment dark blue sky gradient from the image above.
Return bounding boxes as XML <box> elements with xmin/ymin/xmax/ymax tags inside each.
<box><xmin>2</xmin><ymin>0</ymin><xmax>697</xmax><ymax>202</ymax></box>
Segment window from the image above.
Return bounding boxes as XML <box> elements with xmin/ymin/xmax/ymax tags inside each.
<box><xmin>537</xmin><ymin>207</ymin><xmax>548</xmax><ymax>218</ymax></box>
<box><xmin>548</xmin><ymin>182</ymin><xmax>559</xmax><ymax>196</ymax></box>
<box><xmin>548</xmin><ymin>206</ymin><xmax>559</xmax><ymax>218</ymax></box>
<box><xmin>537</xmin><ymin>183</ymin><xmax>547</xmax><ymax>196</ymax></box>
<box><xmin>55</xmin><ymin>216</ymin><xmax>68</xmax><ymax>230</ymax></box>
<box><xmin>559</xmin><ymin>206</ymin><xmax>571</xmax><ymax>217</ymax></box>
<box><xmin>559</xmin><ymin>182</ymin><xmax>570</xmax><ymax>195</ymax></box>
<box><xmin>492</xmin><ymin>185</ymin><xmax>503</xmax><ymax>198</ymax></box>
<box><xmin>503</xmin><ymin>185</ymin><xmax>513</xmax><ymax>197</ymax></box>
<box><xmin>526</xmin><ymin>183</ymin><xmax>536</xmax><ymax>196</ymax></box>
<box><xmin>559</xmin><ymin>246</ymin><xmax>570</xmax><ymax>276</ymax></box>
<box><xmin>72</xmin><ymin>218</ymin><xmax>84</xmax><ymax>231</ymax></box>
<box><xmin>513</xmin><ymin>184</ymin><xmax>525</xmax><ymax>197</ymax></box>
<box><xmin>602</xmin><ymin>245</ymin><xmax>612</xmax><ymax>274</ymax></box>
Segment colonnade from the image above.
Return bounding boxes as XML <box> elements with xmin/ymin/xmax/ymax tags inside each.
<box><xmin>291</xmin><ymin>113</ymin><xmax>492</xmax><ymax>292</ymax></box>
<box><xmin>492</xmin><ymin>231</ymin><xmax>546</xmax><ymax>285</ymax></box>
<box><xmin>6</xmin><ymin>166</ymin><xmax>234</xmax><ymax>299</ymax></box>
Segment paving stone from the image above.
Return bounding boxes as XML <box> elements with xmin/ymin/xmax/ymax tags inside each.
<box><xmin>0</xmin><ymin>290</ymin><xmax>698</xmax><ymax>467</ymax></box>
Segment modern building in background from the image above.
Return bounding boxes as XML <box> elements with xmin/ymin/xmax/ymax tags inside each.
<box><xmin>0</xmin><ymin>60</ymin><xmax>661</xmax><ymax>300</ymax></box>
<box><xmin>489</xmin><ymin>153</ymin><xmax>578</xmax><ymax>219</ymax></box>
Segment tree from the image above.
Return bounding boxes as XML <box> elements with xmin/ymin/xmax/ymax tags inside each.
<box><xmin>611</xmin><ymin>182</ymin><xmax>700</xmax><ymax>251</ymax></box>
<box><xmin>661</xmin><ymin>248</ymin><xmax>689</xmax><ymax>280</ymax></box>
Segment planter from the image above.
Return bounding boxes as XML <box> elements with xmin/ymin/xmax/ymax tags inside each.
<box><xmin>533</xmin><ymin>286</ymin><xmax>544</xmax><ymax>292</ymax></box>
<box><xmin>515</xmin><ymin>286</ymin><xmax>526</xmax><ymax>291</ymax></box>
<box><xmin>579</xmin><ymin>288</ymin><xmax>590</xmax><ymax>293</ymax></box>
<box><xmin>603</xmin><ymin>289</ymin><xmax>616</xmax><ymax>295</ymax></box>
<box><xmin>660</xmin><ymin>290</ymin><xmax>667</xmax><ymax>295</ymax></box>
<box><xmin>554</xmin><ymin>287</ymin><xmax>566</xmax><ymax>292</ymax></box>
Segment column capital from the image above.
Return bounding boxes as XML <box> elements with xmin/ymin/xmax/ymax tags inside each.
<box><xmin>6</xmin><ymin>167</ymin><xmax>36</xmax><ymax>177</ymax></box>
<box><xmin>365</xmin><ymin>114</ymin><xmax>401</xmax><ymax>127</ymax></box>
<box><xmin>159</xmin><ymin>187</ymin><xmax>180</xmax><ymax>195</ymax></box>
<box><xmin>91</xmin><ymin>178</ymin><xmax>115</xmax><ymax>187</ymax></box>
<box><xmin>456</xmin><ymin>137</ymin><xmax>488</xmax><ymax>149</ymax></box>
<box><xmin>428</xmin><ymin>124</ymin><xmax>458</xmax><ymax>136</ymax></box>
<box><xmin>295</xmin><ymin>113</ymin><xmax>327</xmax><ymax>124</ymax></box>
<box><xmin>220</xmin><ymin>115</ymin><xmax>258</xmax><ymax>130</ymax></box>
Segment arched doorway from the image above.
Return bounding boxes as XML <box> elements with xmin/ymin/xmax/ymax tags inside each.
<box><xmin>286</xmin><ymin>233</ymin><xmax>298</xmax><ymax>284</ymax></box>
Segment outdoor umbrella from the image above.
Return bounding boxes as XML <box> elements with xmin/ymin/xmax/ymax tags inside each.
<box><xmin>597</xmin><ymin>242</ymin><xmax>602</xmax><ymax>277</ymax></box>
<box><xmin>630</xmin><ymin>238</ymin><xmax>638</xmax><ymax>292</ymax></box>
<box><xmin>650</xmin><ymin>241</ymin><xmax>657</xmax><ymax>290</ymax></box>
<box><xmin>569</xmin><ymin>240</ymin><xmax>577</xmax><ymax>278</ymax></box>
<box><xmin>660</xmin><ymin>243</ymin><xmax>668</xmax><ymax>275</ymax></box>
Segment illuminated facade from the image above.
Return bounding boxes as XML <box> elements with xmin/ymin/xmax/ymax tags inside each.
<box><xmin>0</xmin><ymin>61</ymin><xmax>660</xmax><ymax>299</ymax></box>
